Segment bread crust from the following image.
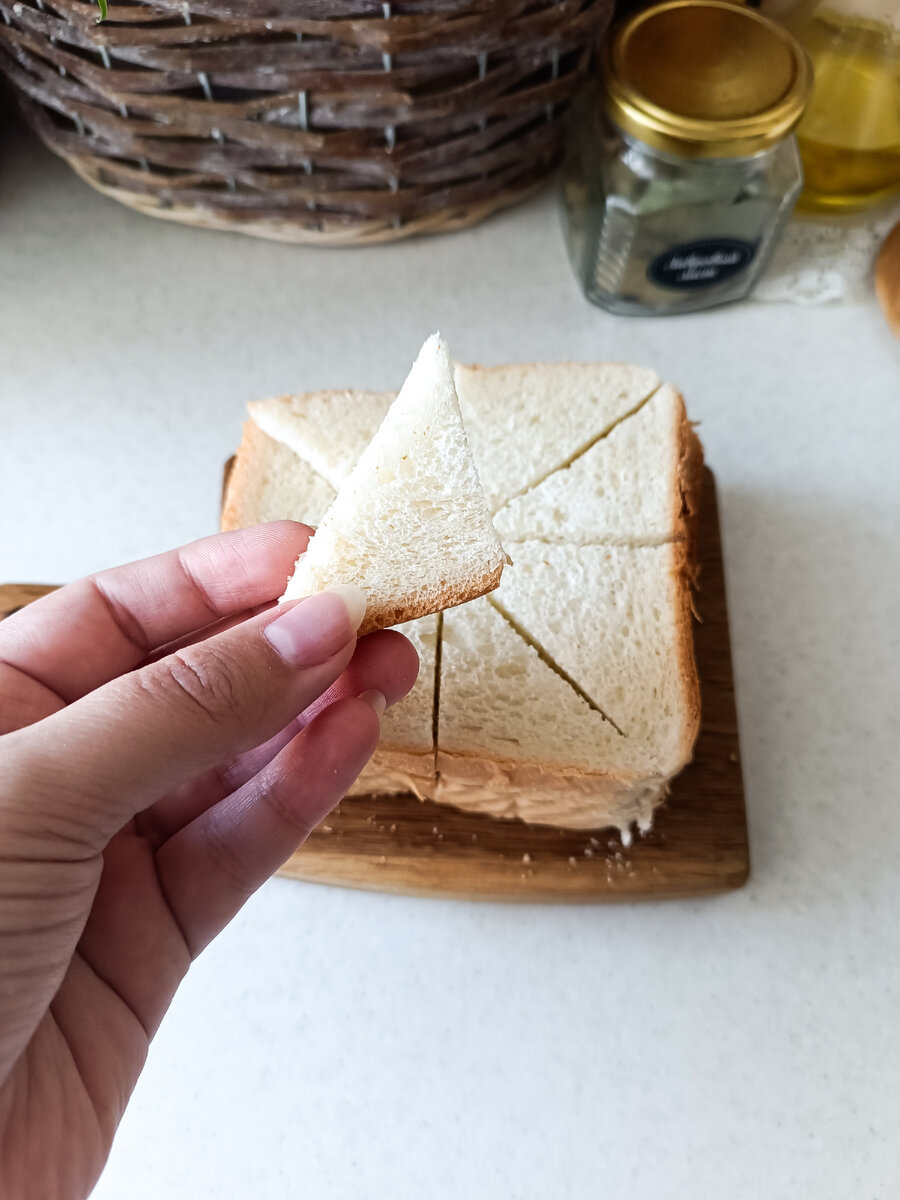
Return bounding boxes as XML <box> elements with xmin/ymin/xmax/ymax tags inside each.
<box><xmin>665</xmin><ymin>537</ymin><xmax>702</xmax><ymax>776</ymax></box>
<box><xmin>221</xmin><ymin>420</ymin><xmax>335</xmax><ymax>533</ymax></box>
<box><xmin>359</xmin><ymin>562</ymin><xmax>505</xmax><ymax>636</ymax></box>
<box><xmin>221</xmin><ymin>420</ymin><xmax>270</xmax><ymax>533</ymax></box>
<box><xmin>671</xmin><ymin>391</ymin><xmax>704</xmax><ymax>570</ymax></box>
<box><xmin>670</xmin><ymin>401</ymin><xmax>704</xmax><ymax>768</ymax></box>
<box><xmin>434</xmin><ymin>755</ymin><xmax>666</xmax><ymax>829</ymax></box>
<box><xmin>875</xmin><ymin>219</ymin><xmax>900</xmax><ymax>340</ymax></box>
<box><xmin>627</xmin><ymin>398</ymin><xmax>702</xmax><ymax>782</ymax></box>
<box><xmin>349</xmin><ymin>752</ymin><xmax>435</xmax><ymax>798</ymax></box>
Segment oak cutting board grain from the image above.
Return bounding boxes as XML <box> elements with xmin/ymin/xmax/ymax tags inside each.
<box><xmin>1</xmin><ymin>467</ymin><xmax>749</xmax><ymax>902</ymax></box>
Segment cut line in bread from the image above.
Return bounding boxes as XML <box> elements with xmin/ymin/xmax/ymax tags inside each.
<box><xmin>221</xmin><ymin>421</ymin><xmax>336</xmax><ymax>531</ymax></box>
<box><xmin>250</xmin><ymin>391</ymin><xmax>393</xmax><ymax>491</ymax></box>
<box><xmin>250</xmin><ymin>365</ymin><xmax>665</xmax><ymax>523</ymax></box>
<box><xmin>492</xmin><ymin>382</ymin><xmax>662</xmax><ymax>513</ymax></box>
<box><xmin>437</xmin><ymin>597</ymin><xmax>636</xmax><ymax>778</ymax></box>
<box><xmin>495</xmin><ymin>540</ymin><xmax>700</xmax><ymax>777</ymax></box>
<box><xmin>452</xmin><ymin>362</ymin><xmax>662</xmax><ymax>513</ymax></box>
<box><xmin>486</xmin><ymin>595</ymin><xmax>625</xmax><ymax>736</ymax></box>
<box><xmin>431</xmin><ymin>609</ymin><xmax>444</xmax><ymax>782</ymax></box>
<box><xmin>492</xmin><ymin>384</ymin><xmax>703</xmax><ymax>548</ymax></box>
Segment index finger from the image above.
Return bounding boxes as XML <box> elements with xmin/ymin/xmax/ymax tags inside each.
<box><xmin>0</xmin><ymin>522</ymin><xmax>311</xmax><ymax>703</ymax></box>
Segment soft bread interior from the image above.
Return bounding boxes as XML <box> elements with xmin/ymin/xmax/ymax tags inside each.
<box><xmin>281</xmin><ymin>335</ymin><xmax>508</xmax><ymax>634</ymax></box>
<box><xmin>249</xmin><ymin>390</ymin><xmax>392</xmax><ymax>491</ymax></box>
<box><xmin>222</xmin><ymin>421</ymin><xmax>336</xmax><ymax>531</ymax></box>
<box><xmin>493</xmin><ymin>384</ymin><xmax>689</xmax><ymax>545</ymax></box>
<box><xmin>491</xmin><ymin>541</ymin><xmax>700</xmax><ymax>779</ymax></box>
<box><xmin>453</xmin><ymin>362</ymin><xmax>661</xmax><ymax>512</ymax></box>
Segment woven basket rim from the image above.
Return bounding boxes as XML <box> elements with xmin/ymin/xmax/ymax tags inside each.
<box><xmin>0</xmin><ymin>0</ymin><xmax>614</xmax><ymax>242</ymax></box>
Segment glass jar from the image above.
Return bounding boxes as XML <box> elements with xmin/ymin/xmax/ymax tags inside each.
<box><xmin>771</xmin><ymin>0</ymin><xmax>900</xmax><ymax>213</ymax></box>
<box><xmin>563</xmin><ymin>0</ymin><xmax>813</xmax><ymax>316</ymax></box>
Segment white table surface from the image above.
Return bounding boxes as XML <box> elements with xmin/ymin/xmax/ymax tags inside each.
<box><xmin>2</xmin><ymin>112</ymin><xmax>900</xmax><ymax>1199</ymax></box>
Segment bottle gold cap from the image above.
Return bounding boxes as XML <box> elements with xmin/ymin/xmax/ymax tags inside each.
<box><xmin>603</xmin><ymin>0</ymin><xmax>813</xmax><ymax>159</ymax></box>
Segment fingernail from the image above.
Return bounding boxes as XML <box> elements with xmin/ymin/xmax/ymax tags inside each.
<box><xmin>359</xmin><ymin>688</ymin><xmax>386</xmax><ymax>719</ymax></box>
<box><xmin>324</xmin><ymin>584</ymin><xmax>368</xmax><ymax>632</ymax></box>
<box><xmin>264</xmin><ymin>586</ymin><xmax>365</xmax><ymax>666</ymax></box>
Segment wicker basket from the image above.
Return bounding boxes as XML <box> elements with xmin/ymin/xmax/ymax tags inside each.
<box><xmin>0</xmin><ymin>0</ymin><xmax>614</xmax><ymax>243</ymax></box>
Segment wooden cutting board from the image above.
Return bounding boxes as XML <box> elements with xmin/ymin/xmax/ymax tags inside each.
<box><xmin>1</xmin><ymin>467</ymin><xmax>748</xmax><ymax>902</ymax></box>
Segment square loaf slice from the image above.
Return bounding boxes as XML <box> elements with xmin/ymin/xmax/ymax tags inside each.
<box><xmin>492</xmin><ymin>384</ymin><xmax>702</xmax><ymax>546</ymax></box>
<box><xmin>223</xmin><ymin>357</ymin><xmax>701</xmax><ymax>832</ymax></box>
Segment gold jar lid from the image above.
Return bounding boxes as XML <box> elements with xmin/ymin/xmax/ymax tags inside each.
<box><xmin>602</xmin><ymin>0</ymin><xmax>813</xmax><ymax>159</ymax></box>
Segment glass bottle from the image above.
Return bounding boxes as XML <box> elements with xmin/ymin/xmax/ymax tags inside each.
<box><xmin>562</xmin><ymin>1</ymin><xmax>813</xmax><ymax>316</ymax></box>
<box><xmin>770</xmin><ymin>0</ymin><xmax>900</xmax><ymax>212</ymax></box>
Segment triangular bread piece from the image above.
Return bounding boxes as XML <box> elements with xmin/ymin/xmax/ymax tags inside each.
<box><xmin>437</xmin><ymin>596</ymin><xmax>634</xmax><ymax>775</ymax></box>
<box><xmin>493</xmin><ymin>385</ymin><xmax>702</xmax><ymax>545</ymax></box>
<box><xmin>437</xmin><ymin>597</ymin><xmax>668</xmax><ymax>829</ymax></box>
<box><xmin>281</xmin><ymin>335</ymin><xmax>508</xmax><ymax>634</ymax></box>
<box><xmin>221</xmin><ymin>421</ymin><xmax>336</xmax><ymax>532</ymax></box>
<box><xmin>493</xmin><ymin>541</ymin><xmax>700</xmax><ymax>776</ymax></box>
<box><xmin>249</xmin><ymin>391</ymin><xmax>392</xmax><ymax>490</ymax></box>
<box><xmin>453</xmin><ymin>362</ymin><xmax>661</xmax><ymax>512</ymax></box>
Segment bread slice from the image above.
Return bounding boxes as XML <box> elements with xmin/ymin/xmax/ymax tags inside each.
<box><xmin>247</xmin><ymin>363</ymin><xmax>662</xmax><ymax>519</ymax></box>
<box><xmin>345</xmin><ymin>759</ymin><xmax>418</xmax><ymax>798</ymax></box>
<box><xmin>490</xmin><ymin>540</ymin><xmax>700</xmax><ymax>779</ymax></box>
<box><xmin>453</xmin><ymin>362</ymin><xmax>661</xmax><ymax>512</ymax></box>
<box><xmin>434</xmin><ymin>539</ymin><xmax>700</xmax><ymax>829</ymax></box>
<box><xmin>347</xmin><ymin>613</ymin><xmax>438</xmax><ymax>797</ymax></box>
<box><xmin>493</xmin><ymin>385</ymin><xmax>702</xmax><ymax>546</ymax></box>
<box><xmin>434</xmin><ymin>766</ymin><xmax>668</xmax><ymax>831</ymax></box>
<box><xmin>221</xmin><ymin>421</ymin><xmax>336</xmax><ymax>531</ymax></box>
<box><xmin>436</xmin><ymin>597</ymin><xmax>666</xmax><ymax>828</ymax></box>
<box><xmin>249</xmin><ymin>390</ymin><xmax>392</xmax><ymax>491</ymax></box>
<box><xmin>221</xmin><ymin>426</ymin><xmax>439</xmax><ymax>800</ymax></box>
<box><xmin>221</xmin><ymin>354</ymin><xmax>702</xmax><ymax>833</ymax></box>
<box><xmin>437</xmin><ymin>597</ymin><xmax>625</xmax><ymax>769</ymax></box>
<box><xmin>281</xmin><ymin>335</ymin><xmax>508</xmax><ymax>635</ymax></box>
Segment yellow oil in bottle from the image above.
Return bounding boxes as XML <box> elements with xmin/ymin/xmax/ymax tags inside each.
<box><xmin>790</xmin><ymin>9</ymin><xmax>900</xmax><ymax>212</ymax></box>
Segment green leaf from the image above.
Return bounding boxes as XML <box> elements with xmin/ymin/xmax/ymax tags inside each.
<box><xmin>95</xmin><ymin>0</ymin><xmax>107</xmax><ymax>20</ymax></box>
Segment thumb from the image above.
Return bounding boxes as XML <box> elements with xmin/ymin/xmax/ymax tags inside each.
<box><xmin>2</xmin><ymin>585</ymin><xmax>368</xmax><ymax>853</ymax></box>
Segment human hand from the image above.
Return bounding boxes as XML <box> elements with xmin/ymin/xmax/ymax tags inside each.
<box><xmin>0</xmin><ymin>522</ymin><xmax>418</xmax><ymax>1199</ymax></box>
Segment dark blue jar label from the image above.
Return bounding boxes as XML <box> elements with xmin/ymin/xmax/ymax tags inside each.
<box><xmin>648</xmin><ymin>239</ymin><xmax>758</xmax><ymax>290</ymax></box>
